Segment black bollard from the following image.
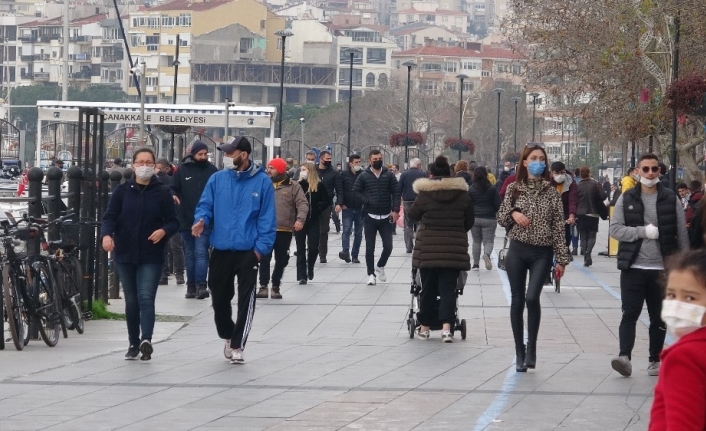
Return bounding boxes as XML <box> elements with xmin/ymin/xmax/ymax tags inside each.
<box><xmin>80</xmin><ymin>167</ymin><xmax>95</xmax><ymax>313</ymax></box>
<box><xmin>46</xmin><ymin>166</ymin><xmax>63</xmax><ymax>241</ymax></box>
<box><xmin>108</xmin><ymin>170</ymin><xmax>123</xmax><ymax>299</ymax></box>
<box><xmin>123</xmin><ymin>168</ymin><xmax>133</xmax><ymax>182</ymax></box>
<box><xmin>27</xmin><ymin>167</ymin><xmax>44</xmax><ymax>340</ymax></box>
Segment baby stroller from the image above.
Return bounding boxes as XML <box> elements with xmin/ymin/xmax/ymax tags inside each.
<box><xmin>406</xmin><ymin>267</ymin><xmax>467</xmax><ymax>340</ymax></box>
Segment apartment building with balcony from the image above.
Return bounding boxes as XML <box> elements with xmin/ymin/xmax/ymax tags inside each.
<box><xmin>189</xmin><ymin>18</ymin><xmax>397</xmax><ymax>107</ymax></box>
<box><xmin>90</xmin><ymin>17</ymin><xmax>130</xmax><ymax>92</ymax></box>
<box><xmin>389</xmin><ymin>22</ymin><xmax>468</xmax><ymax>50</ymax></box>
<box><xmin>16</xmin><ymin>14</ymin><xmax>107</xmax><ymax>91</ymax></box>
<box><xmin>393</xmin><ymin>8</ymin><xmax>469</xmax><ymax>33</ymax></box>
<box><xmin>0</xmin><ymin>15</ymin><xmax>36</xmax><ymax>90</ymax></box>
<box><xmin>391</xmin><ymin>42</ymin><xmax>524</xmax><ymax>95</ymax></box>
<box><xmin>126</xmin><ymin>0</ymin><xmax>285</xmax><ymax>103</ymax></box>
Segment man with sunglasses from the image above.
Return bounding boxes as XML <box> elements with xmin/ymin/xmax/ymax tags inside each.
<box><xmin>609</xmin><ymin>154</ymin><xmax>689</xmax><ymax>378</ymax></box>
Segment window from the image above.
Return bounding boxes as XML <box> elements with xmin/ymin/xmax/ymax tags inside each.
<box><xmin>146</xmin><ymin>76</ymin><xmax>158</xmax><ymax>87</ymax></box>
<box><xmin>443</xmin><ymin>61</ymin><xmax>457</xmax><ymax>73</ymax></box>
<box><xmin>239</xmin><ymin>38</ymin><xmax>253</xmax><ymax>54</ymax></box>
<box><xmin>462</xmin><ymin>61</ymin><xmax>480</xmax><ymax>70</ymax></box>
<box><xmin>340</xmin><ymin>48</ymin><xmax>363</xmax><ymax>64</ymax></box>
<box><xmin>366</xmin><ymin>48</ymin><xmax>386</xmax><ymax>64</ymax></box>
<box><xmin>426</xmin><ymin>14</ymin><xmax>434</xmax><ymax>21</ymax></box>
<box><xmin>366</xmin><ymin>72</ymin><xmax>375</xmax><ymax>87</ymax></box>
<box><xmin>148</xmin><ymin>17</ymin><xmax>159</xmax><ymax>28</ymax></box>
<box><xmin>146</xmin><ymin>34</ymin><xmax>158</xmax><ymax>51</ymax></box>
<box><xmin>130</xmin><ymin>35</ymin><xmax>143</xmax><ymax>47</ymax></box>
<box><xmin>481</xmin><ymin>70</ymin><xmax>490</xmax><ymax>77</ymax></box>
<box><xmin>162</xmin><ymin>15</ymin><xmax>176</xmax><ymax>27</ymax></box>
<box><xmin>420</xmin><ymin>80</ymin><xmax>438</xmax><ymax>95</ymax></box>
<box><xmin>179</xmin><ymin>36</ymin><xmax>188</xmax><ymax>47</ymax></box>
<box><xmin>443</xmin><ymin>81</ymin><xmax>456</xmax><ymax>92</ymax></box>
<box><xmin>178</xmin><ymin>13</ymin><xmax>191</xmax><ymax>27</ymax></box>
<box><xmin>420</xmin><ymin>62</ymin><xmax>441</xmax><ymax>71</ymax></box>
<box><xmin>442</xmin><ymin>16</ymin><xmax>448</xmax><ymax>22</ymax></box>
<box><xmin>379</xmin><ymin>73</ymin><xmax>388</xmax><ymax>87</ymax></box>
<box><xmin>463</xmin><ymin>80</ymin><xmax>474</xmax><ymax>92</ymax></box>
<box><xmin>260</xmin><ymin>20</ymin><xmax>266</xmax><ymax>31</ymax></box>
<box><xmin>339</xmin><ymin>68</ymin><xmax>362</xmax><ymax>86</ymax></box>
<box><xmin>512</xmin><ymin>64</ymin><xmax>522</xmax><ymax>74</ymax></box>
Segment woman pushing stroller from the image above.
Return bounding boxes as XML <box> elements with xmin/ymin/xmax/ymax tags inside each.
<box><xmin>408</xmin><ymin>156</ymin><xmax>475</xmax><ymax>342</ymax></box>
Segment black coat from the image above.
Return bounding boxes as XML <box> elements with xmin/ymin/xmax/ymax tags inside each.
<box><xmin>689</xmin><ymin>204</ymin><xmax>705</xmax><ymax>249</ymax></box>
<box><xmin>171</xmin><ymin>156</ymin><xmax>218</xmax><ymax>230</ymax></box>
<box><xmin>101</xmin><ymin>177</ymin><xmax>179</xmax><ymax>265</ymax></box>
<box><xmin>468</xmin><ymin>182</ymin><xmax>500</xmax><ymax>219</ymax></box>
<box><xmin>398</xmin><ymin>168</ymin><xmax>427</xmax><ymax>201</ymax></box>
<box><xmin>353</xmin><ymin>167</ymin><xmax>401</xmax><ymax>216</ymax></box>
<box><xmin>336</xmin><ymin>169</ymin><xmax>363</xmax><ymax>209</ymax></box>
<box><xmin>316</xmin><ymin>165</ymin><xmax>341</xmax><ymax>204</ymax></box>
<box><xmin>409</xmin><ymin>177</ymin><xmax>474</xmax><ymax>270</ymax></box>
<box><xmin>299</xmin><ymin>179</ymin><xmax>329</xmax><ymax>224</ymax></box>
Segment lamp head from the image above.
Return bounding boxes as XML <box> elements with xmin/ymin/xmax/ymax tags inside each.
<box><xmin>402</xmin><ymin>61</ymin><xmax>416</xmax><ymax>69</ymax></box>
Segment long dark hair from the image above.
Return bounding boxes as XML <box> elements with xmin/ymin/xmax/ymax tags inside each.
<box><xmin>472</xmin><ymin>166</ymin><xmax>490</xmax><ymax>191</ymax></box>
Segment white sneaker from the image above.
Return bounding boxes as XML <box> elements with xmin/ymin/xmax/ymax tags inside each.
<box><xmin>223</xmin><ymin>340</ymin><xmax>233</xmax><ymax>359</ymax></box>
<box><xmin>415</xmin><ymin>327</ymin><xmax>430</xmax><ymax>340</ymax></box>
<box><xmin>441</xmin><ymin>331</ymin><xmax>453</xmax><ymax>343</ymax></box>
<box><xmin>230</xmin><ymin>348</ymin><xmax>244</xmax><ymax>364</ymax></box>
<box><xmin>367</xmin><ymin>274</ymin><xmax>377</xmax><ymax>285</ymax></box>
<box><xmin>375</xmin><ymin>266</ymin><xmax>387</xmax><ymax>282</ymax></box>
<box><xmin>483</xmin><ymin>254</ymin><xmax>493</xmax><ymax>270</ymax></box>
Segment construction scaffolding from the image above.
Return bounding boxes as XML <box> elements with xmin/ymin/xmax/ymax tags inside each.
<box><xmin>191</xmin><ymin>61</ymin><xmax>337</xmax><ymax>87</ymax></box>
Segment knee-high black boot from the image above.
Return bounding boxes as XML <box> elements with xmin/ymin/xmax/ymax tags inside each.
<box><xmin>524</xmin><ymin>342</ymin><xmax>537</xmax><ymax>369</ymax></box>
<box><xmin>516</xmin><ymin>344</ymin><xmax>527</xmax><ymax>372</ymax></box>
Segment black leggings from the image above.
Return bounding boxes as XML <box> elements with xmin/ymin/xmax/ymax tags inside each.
<box><xmin>505</xmin><ymin>240</ymin><xmax>554</xmax><ymax>349</ymax></box>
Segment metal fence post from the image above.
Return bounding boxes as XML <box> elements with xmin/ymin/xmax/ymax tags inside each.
<box><xmin>108</xmin><ymin>170</ymin><xmax>122</xmax><ymax>299</ymax></box>
<box><xmin>67</xmin><ymin>166</ymin><xmax>82</xmax><ymax>219</ymax></box>
<box><xmin>80</xmin><ymin>167</ymin><xmax>94</xmax><ymax>312</ymax></box>
<box><xmin>97</xmin><ymin>170</ymin><xmax>110</xmax><ymax>303</ymax></box>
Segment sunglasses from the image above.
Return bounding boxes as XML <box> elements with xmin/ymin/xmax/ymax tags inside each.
<box><xmin>641</xmin><ymin>166</ymin><xmax>660</xmax><ymax>173</ymax></box>
<box><xmin>526</xmin><ymin>142</ymin><xmax>545</xmax><ymax>149</ymax></box>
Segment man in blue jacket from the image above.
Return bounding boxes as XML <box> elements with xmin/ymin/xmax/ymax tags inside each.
<box><xmin>192</xmin><ymin>137</ymin><xmax>276</xmax><ymax>364</ymax></box>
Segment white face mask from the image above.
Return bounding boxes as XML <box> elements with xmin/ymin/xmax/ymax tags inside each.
<box><xmin>662</xmin><ymin>299</ymin><xmax>706</xmax><ymax>339</ymax></box>
<box><xmin>504</xmin><ymin>166</ymin><xmax>510</xmax><ymax>172</ymax></box>
<box><xmin>553</xmin><ymin>174</ymin><xmax>566</xmax><ymax>183</ymax></box>
<box><xmin>134</xmin><ymin>166</ymin><xmax>154</xmax><ymax>181</ymax></box>
<box><xmin>300</xmin><ymin>171</ymin><xmax>308</xmax><ymax>180</ymax></box>
<box><xmin>353</xmin><ymin>165</ymin><xmax>362</xmax><ymax>172</ymax></box>
<box><xmin>640</xmin><ymin>176</ymin><xmax>660</xmax><ymax>188</ymax></box>
<box><xmin>222</xmin><ymin>156</ymin><xmax>236</xmax><ymax>170</ymax></box>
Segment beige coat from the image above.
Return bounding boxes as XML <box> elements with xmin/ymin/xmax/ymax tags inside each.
<box><xmin>274</xmin><ymin>176</ymin><xmax>308</xmax><ymax>232</ymax></box>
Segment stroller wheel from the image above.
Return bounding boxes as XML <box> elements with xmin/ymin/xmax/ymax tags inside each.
<box><xmin>407</xmin><ymin>317</ymin><xmax>415</xmax><ymax>339</ymax></box>
<box><xmin>460</xmin><ymin>319</ymin><xmax>467</xmax><ymax>340</ymax></box>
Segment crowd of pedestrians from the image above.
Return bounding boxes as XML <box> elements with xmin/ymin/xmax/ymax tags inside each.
<box><xmin>100</xmin><ymin>138</ymin><xmax>706</xmax><ymax>427</ymax></box>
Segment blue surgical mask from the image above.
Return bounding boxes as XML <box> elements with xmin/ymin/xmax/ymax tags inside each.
<box><xmin>528</xmin><ymin>161</ymin><xmax>546</xmax><ymax>176</ymax></box>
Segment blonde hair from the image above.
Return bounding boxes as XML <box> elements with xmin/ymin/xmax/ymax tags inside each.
<box><xmin>299</xmin><ymin>162</ymin><xmax>319</xmax><ymax>193</ymax></box>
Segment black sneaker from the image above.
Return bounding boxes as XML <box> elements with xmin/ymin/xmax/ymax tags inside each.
<box><xmin>125</xmin><ymin>345</ymin><xmax>139</xmax><ymax>360</ymax></box>
<box><xmin>320</xmin><ymin>257</ymin><xmax>327</xmax><ymax>264</ymax></box>
<box><xmin>352</xmin><ymin>257</ymin><xmax>360</xmax><ymax>264</ymax></box>
<box><xmin>139</xmin><ymin>340</ymin><xmax>153</xmax><ymax>361</ymax></box>
<box><xmin>158</xmin><ymin>278</ymin><xmax>168</xmax><ymax>285</ymax></box>
<box><xmin>339</xmin><ymin>251</ymin><xmax>351</xmax><ymax>263</ymax></box>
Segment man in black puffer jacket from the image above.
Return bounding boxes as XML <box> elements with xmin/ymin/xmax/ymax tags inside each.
<box><xmin>335</xmin><ymin>154</ymin><xmax>364</xmax><ymax>263</ymax></box>
<box><xmin>171</xmin><ymin>141</ymin><xmax>218</xmax><ymax>299</ymax></box>
<box><xmin>353</xmin><ymin>150</ymin><xmax>401</xmax><ymax>285</ymax></box>
<box><xmin>316</xmin><ymin>150</ymin><xmax>342</xmax><ymax>263</ymax></box>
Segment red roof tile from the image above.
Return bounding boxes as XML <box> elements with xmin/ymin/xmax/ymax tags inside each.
<box><xmin>391</xmin><ymin>45</ymin><xmax>524</xmax><ymax>60</ymax></box>
<box><xmin>146</xmin><ymin>0</ymin><xmax>229</xmax><ymax>12</ymax></box>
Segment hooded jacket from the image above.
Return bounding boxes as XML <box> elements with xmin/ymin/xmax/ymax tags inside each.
<box><xmin>101</xmin><ymin>176</ymin><xmax>179</xmax><ymax>265</ymax></box>
<box><xmin>193</xmin><ymin>160</ymin><xmax>276</xmax><ymax>257</ymax></box>
<box><xmin>408</xmin><ymin>177</ymin><xmax>474</xmax><ymax>270</ymax></box>
<box><xmin>649</xmin><ymin>327</ymin><xmax>706</xmax><ymax>431</ymax></box>
<box><xmin>551</xmin><ymin>174</ymin><xmax>578</xmax><ymax>218</ymax></box>
<box><xmin>171</xmin><ymin>155</ymin><xmax>218</xmax><ymax>230</ymax></box>
<box><xmin>272</xmin><ymin>175</ymin><xmax>308</xmax><ymax>232</ymax></box>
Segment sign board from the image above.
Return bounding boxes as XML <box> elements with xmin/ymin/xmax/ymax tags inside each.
<box><xmin>37</xmin><ymin>101</ymin><xmax>274</xmax><ymax>129</ymax></box>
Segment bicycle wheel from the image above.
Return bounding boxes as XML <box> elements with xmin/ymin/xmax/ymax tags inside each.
<box><xmin>32</xmin><ymin>261</ymin><xmax>61</xmax><ymax>347</ymax></box>
<box><xmin>3</xmin><ymin>263</ymin><xmax>27</xmax><ymax>351</ymax></box>
<box><xmin>62</xmin><ymin>256</ymin><xmax>84</xmax><ymax>334</ymax></box>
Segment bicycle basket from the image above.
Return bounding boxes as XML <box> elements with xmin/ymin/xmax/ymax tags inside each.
<box><xmin>497</xmin><ymin>247</ymin><xmax>508</xmax><ymax>271</ymax></box>
<box><xmin>60</xmin><ymin>221</ymin><xmax>80</xmax><ymax>247</ymax></box>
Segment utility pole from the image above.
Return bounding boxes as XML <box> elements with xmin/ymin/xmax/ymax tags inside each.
<box><xmin>62</xmin><ymin>0</ymin><xmax>70</xmax><ymax>101</ymax></box>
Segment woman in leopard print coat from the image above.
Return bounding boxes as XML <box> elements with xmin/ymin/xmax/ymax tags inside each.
<box><xmin>497</xmin><ymin>143</ymin><xmax>572</xmax><ymax>373</ymax></box>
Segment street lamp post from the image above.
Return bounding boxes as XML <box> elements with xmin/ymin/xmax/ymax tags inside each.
<box><xmin>494</xmin><ymin>88</ymin><xmax>505</xmax><ymax>177</ymax></box>
<box><xmin>402</xmin><ymin>61</ymin><xmax>416</xmax><ymax>168</ymax></box>
<box><xmin>528</xmin><ymin>92</ymin><xmax>539</xmax><ymax>141</ymax></box>
<box><xmin>169</xmin><ymin>35</ymin><xmax>181</xmax><ymax>161</ymax></box>
<box><xmin>456</xmin><ymin>74</ymin><xmax>469</xmax><ymax>162</ymax></box>
<box><xmin>275</xmin><ymin>29</ymin><xmax>294</xmax><ymax>158</ymax></box>
<box><xmin>299</xmin><ymin>116</ymin><xmax>305</xmax><ymax>163</ymax></box>
<box><xmin>511</xmin><ymin>96</ymin><xmax>522</xmax><ymax>156</ymax></box>
<box><xmin>346</xmin><ymin>50</ymin><xmax>356</xmax><ymax>158</ymax></box>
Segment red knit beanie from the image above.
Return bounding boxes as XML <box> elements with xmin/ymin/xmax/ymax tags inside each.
<box><xmin>268</xmin><ymin>158</ymin><xmax>287</xmax><ymax>175</ymax></box>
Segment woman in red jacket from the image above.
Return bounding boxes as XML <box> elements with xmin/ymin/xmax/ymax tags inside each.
<box><xmin>649</xmin><ymin>248</ymin><xmax>706</xmax><ymax>430</ymax></box>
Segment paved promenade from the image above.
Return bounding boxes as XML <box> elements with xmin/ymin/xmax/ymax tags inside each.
<box><xmin>0</xmin><ymin>223</ymin><xmax>659</xmax><ymax>430</ymax></box>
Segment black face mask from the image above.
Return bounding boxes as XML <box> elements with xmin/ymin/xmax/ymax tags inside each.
<box><xmin>322</xmin><ymin>160</ymin><xmax>332</xmax><ymax>168</ymax></box>
<box><xmin>372</xmin><ymin>160</ymin><xmax>383</xmax><ymax>170</ymax></box>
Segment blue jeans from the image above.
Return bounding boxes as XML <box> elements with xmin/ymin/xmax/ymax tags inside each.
<box><xmin>181</xmin><ymin>228</ymin><xmax>211</xmax><ymax>285</ymax></box>
<box><xmin>116</xmin><ymin>263</ymin><xmax>162</xmax><ymax>347</ymax></box>
<box><xmin>341</xmin><ymin>208</ymin><xmax>363</xmax><ymax>258</ymax></box>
